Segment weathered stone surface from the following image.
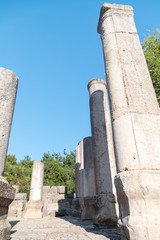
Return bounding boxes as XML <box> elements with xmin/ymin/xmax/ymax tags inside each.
<box><xmin>30</xmin><ymin>161</ymin><xmax>44</xmax><ymax>201</ymax></box>
<box><xmin>0</xmin><ymin>68</ymin><xmax>18</xmax><ymax>175</ymax></box>
<box><xmin>12</xmin><ymin>185</ymin><xmax>19</xmax><ymax>193</ymax></box>
<box><xmin>115</xmin><ymin>170</ymin><xmax>160</xmax><ymax>240</ymax></box>
<box><xmin>42</xmin><ymin>186</ymin><xmax>68</xmax><ymax>217</ymax></box>
<box><xmin>75</xmin><ymin>137</ymin><xmax>97</xmax><ymax>220</ymax></box>
<box><xmin>15</xmin><ymin>193</ymin><xmax>27</xmax><ymax>200</ymax></box>
<box><xmin>24</xmin><ymin>162</ymin><xmax>44</xmax><ymax>219</ymax></box>
<box><xmin>57</xmin><ymin>186</ymin><xmax>67</xmax><ymax>194</ymax></box>
<box><xmin>9</xmin><ymin>216</ymin><xmax>121</xmax><ymax>240</ymax></box>
<box><xmin>8</xmin><ymin>192</ymin><xmax>27</xmax><ymax>218</ymax></box>
<box><xmin>23</xmin><ymin>200</ymin><xmax>43</xmax><ymax>219</ymax></box>
<box><xmin>79</xmin><ymin>197</ymin><xmax>97</xmax><ymax>220</ymax></box>
<box><xmin>0</xmin><ymin>176</ymin><xmax>15</xmax><ymax>240</ymax></box>
<box><xmin>88</xmin><ymin>79</ymin><xmax>118</xmax><ymax>225</ymax></box>
<box><xmin>75</xmin><ymin>137</ymin><xmax>96</xmax><ymax>199</ymax></box>
<box><xmin>98</xmin><ymin>3</ymin><xmax>160</xmax><ymax>239</ymax></box>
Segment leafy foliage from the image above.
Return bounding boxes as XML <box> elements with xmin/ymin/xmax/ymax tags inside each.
<box><xmin>4</xmin><ymin>155</ymin><xmax>33</xmax><ymax>197</ymax></box>
<box><xmin>142</xmin><ymin>29</ymin><xmax>160</xmax><ymax>105</ymax></box>
<box><xmin>4</xmin><ymin>150</ymin><xmax>75</xmax><ymax>197</ymax></box>
<box><xmin>41</xmin><ymin>150</ymin><xmax>75</xmax><ymax>193</ymax></box>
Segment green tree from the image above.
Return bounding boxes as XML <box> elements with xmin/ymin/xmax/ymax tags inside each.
<box><xmin>142</xmin><ymin>29</ymin><xmax>160</xmax><ymax>105</ymax></box>
<box><xmin>4</xmin><ymin>155</ymin><xmax>33</xmax><ymax>198</ymax></box>
<box><xmin>41</xmin><ymin>150</ymin><xmax>75</xmax><ymax>193</ymax></box>
<box><xmin>4</xmin><ymin>150</ymin><xmax>75</xmax><ymax>196</ymax></box>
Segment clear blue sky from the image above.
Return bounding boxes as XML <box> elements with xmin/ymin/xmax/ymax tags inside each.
<box><xmin>0</xmin><ymin>0</ymin><xmax>159</xmax><ymax>161</ymax></box>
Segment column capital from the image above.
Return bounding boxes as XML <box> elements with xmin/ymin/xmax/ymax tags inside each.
<box><xmin>87</xmin><ymin>78</ymin><xmax>107</xmax><ymax>96</ymax></box>
<box><xmin>97</xmin><ymin>3</ymin><xmax>135</xmax><ymax>35</ymax></box>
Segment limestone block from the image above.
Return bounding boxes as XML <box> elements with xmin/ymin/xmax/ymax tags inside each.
<box><xmin>23</xmin><ymin>200</ymin><xmax>43</xmax><ymax>219</ymax></box>
<box><xmin>82</xmin><ymin>168</ymin><xmax>96</xmax><ymax>198</ymax></box>
<box><xmin>115</xmin><ymin>170</ymin><xmax>160</xmax><ymax>239</ymax></box>
<box><xmin>71</xmin><ymin>198</ymin><xmax>81</xmax><ymax>213</ymax></box>
<box><xmin>51</xmin><ymin>186</ymin><xmax>58</xmax><ymax>194</ymax></box>
<box><xmin>12</xmin><ymin>185</ymin><xmax>19</xmax><ymax>193</ymax></box>
<box><xmin>79</xmin><ymin>197</ymin><xmax>97</xmax><ymax>220</ymax></box>
<box><xmin>57</xmin><ymin>186</ymin><xmax>67</xmax><ymax>194</ymax></box>
<box><xmin>15</xmin><ymin>193</ymin><xmax>27</xmax><ymax>200</ymax></box>
<box><xmin>0</xmin><ymin>68</ymin><xmax>18</xmax><ymax>175</ymax></box>
<box><xmin>0</xmin><ymin>176</ymin><xmax>15</xmax><ymax>240</ymax></box>
<box><xmin>43</xmin><ymin>186</ymin><xmax>50</xmax><ymax>194</ymax></box>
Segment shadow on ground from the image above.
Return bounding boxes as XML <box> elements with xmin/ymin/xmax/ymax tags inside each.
<box><xmin>58</xmin><ymin>216</ymin><xmax>121</xmax><ymax>240</ymax></box>
<box><xmin>9</xmin><ymin>220</ymin><xmax>19</xmax><ymax>237</ymax></box>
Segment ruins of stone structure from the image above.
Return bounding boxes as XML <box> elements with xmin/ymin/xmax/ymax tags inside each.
<box><xmin>0</xmin><ymin>68</ymin><xmax>18</xmax><ymax>240</ymax></box>
<box><xmin>23</xmin><ymin>161</ymin><xmax>44</xmax><ymax>219</ymax></box>
<box><xmin>98</xmin><ymin>3</ymin><xmax>160</xmax><ymax>239</ymax></box>
<box><xmin>8</xmin><ymin>185</ymin><xmax>27</xmax><ymax>218</ymax></box>
<box><xmin>75</xmin><ymin>137</ymin><xmax>96</xmax><ymax>220</ymax></box>
<box><xmin>75</xmin><ymin>137</ymin><xmax>96</xmax><ymax>199</ymax></box>
<box><xmin>42</xmin><ymin>185</ymin><xmax>67</xmax><ymax>216</ymax></box>
<box><xmin>88</xmin><ymin>78</ymin><xmax>118</xmax><ymax>225</ymax></box>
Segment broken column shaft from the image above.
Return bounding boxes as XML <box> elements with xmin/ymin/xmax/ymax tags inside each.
<box><xmin>24</xmin><ymin>161</ymin><xmax>44</xmax><ymax>218</ymax></box>
<box><xmin>75</xmin><ymin>137</ymin><xmax>96</xmax><ymax>220</ymax></box>
<box><xmin>98</xmin><ymin>3</ymin><xmax>160</xmax><ymax>239</ymax></box>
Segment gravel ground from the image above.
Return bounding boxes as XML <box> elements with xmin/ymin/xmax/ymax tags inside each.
<box><xmin>9</xmin><ymin>216</ymin><xmax>121</xmax><ymax>240</ymax></box>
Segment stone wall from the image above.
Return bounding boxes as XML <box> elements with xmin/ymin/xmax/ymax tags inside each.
<box><xmin>8</xmin><ymin>186</ymin><xmax>27</xmax><ymax>218</ymax></box>
<box><xmin>42</xmin><ymin>186</ymin><xmax>67</xmax><ymax>216</ymax></box>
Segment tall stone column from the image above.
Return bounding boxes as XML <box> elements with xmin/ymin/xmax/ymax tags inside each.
<box><xmin>0</xmin><ymin>68</ymin><xmax>18</xmax><ymax>175</ymax></box>
<box><xmin>0</xmin><ymin>68</ymin><xmax>18</xmax><ymax>239</ymax></box>
<box><xmin>88</xmin><ymin>78</ymin><xmax>118</xmax><ymax>225</ymax></box>
<box><xmin>24</xmin><ymin>161</ymin><xmax>44</xmax><ymax>218</ymax></box>
<box><xmin>98</xmin><ymin>3</ymin><xmax>160</xmax><ymax>239</ymax></box>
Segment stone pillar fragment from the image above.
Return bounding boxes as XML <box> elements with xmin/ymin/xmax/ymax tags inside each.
<box><xmin>98</xmin><ymin>3</ymin><xmax>160</xmax><ymax>239</ymax></box>
<box><xmin>0</xmin><ymin>177</ymin><xmax>15</xmax><ymax>239</ymax></box>
<box><xmin>0</xmin><ymin>68</ymin><xmax>18</xmax><ymax>239</ymax></box>
<box><xmin>23</xmin><ymin>161</ymin><xmax>44</xmax><ymax>219</ymax></box>
<box><xmin>75</xmin><ymin>137</ymin><xmax>96</xmax><ymax>219</ymax></box>
<box><xmin>0</xmin><ymin>68</ymin><xmax>18</xmax><ymax>175</ymax></box>
<box><xmin>88</xmin><ymin>78</ymin><xmax>118</xmax><ymax>225</ymax></box>
<box><xmin>75</xmin><ymin>137</ymin><xmax>96</xmax><ymax>198</ymax></box>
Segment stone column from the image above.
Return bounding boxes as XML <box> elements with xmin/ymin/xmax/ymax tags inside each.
<box><xmin>23</xmin><ymin>161</ymin><xmax>44</xmax><ymax>218</ymax></box>
<box><xmin>98</xmin><ymin>3</ymin><xmax>160</xmax><ymax>239</ymax></box>
<box><xmin>0</xmin><ymin>68</ymin><xmax>18</xmax><ymax>240</ymax></box>
<box><xmin>75</xmin><ymin>137</ymin><xmax>96</xmax><ymax>198</ymax></box>
<box><xmin>0</xmin><ymin>68</ymin><xmax>18</xmax><ymax>175</ymax></box>
<box><xmin>75</xmin><ymin>137</ymin><xmax>96</xmax><ymax>219</ymax></box>
<box><xmin>88</xmin><ymin>78</ymin><xmax>118</xmax><ymax>225</ymax></box>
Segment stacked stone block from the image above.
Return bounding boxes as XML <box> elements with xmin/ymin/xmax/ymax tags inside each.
<box><xmin>98</xmin><ymin>3</ymin><xmax>160</xmax><ymax>239</ymax></box>
<box><xmin>42</xmin><ymin>186</ymin><xmax>67</xmax><ymax>216</ymax></box>
<box><xmin>8</xmin><ymin>185</ymin><xmax>27</xmax><ymax>218</ymax></box>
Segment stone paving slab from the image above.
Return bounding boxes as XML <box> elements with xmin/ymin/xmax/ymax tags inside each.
<box><xmin>9</xmin><ymin>216</ymin><xmax>121</xmax><ymax>240</ymax></box>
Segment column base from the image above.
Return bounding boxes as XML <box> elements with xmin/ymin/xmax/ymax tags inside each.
<box><xmin>23</xmin><ymin>200</ymin><xmax>43</xmax><ymax>219</ymax></box>
<box><xmin>92</xmin><ymin>193</ymin><xmax>117</xmax><ymax>226</ymax></box>
<box><xmin>0</xmin><ymin>176</ymin><xmax>15</xmax><ymax>240</ymax></box>
<box><xmin>115</xmin><ymin>170</ymin><xmax>160</xmax><ymax>240</ymax></box>
<box><xmin>79</xmin><ymin>197</ymin><xmax>97</xmax><ymax>220</ymax></box>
